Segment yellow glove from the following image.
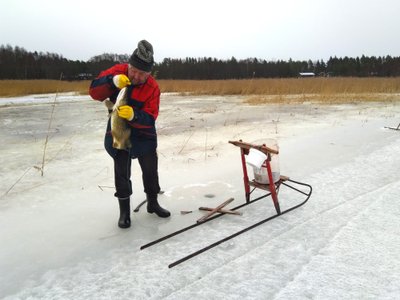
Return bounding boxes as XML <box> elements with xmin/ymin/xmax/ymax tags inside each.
<box><xmin>117</xmin><ymin>105</ymin><xmax>134</xmax><ymax>121</ymax></box>
<box><xmin>113</xmin><ymin>74</ymin><xmax>131</xmax><ymax>89</ymax></box>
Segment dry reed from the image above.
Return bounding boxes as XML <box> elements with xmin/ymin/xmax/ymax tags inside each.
<box><xmin>0</xmin><ymin>80</ymin><xmax>90</xmax><ymax>97</ymax></box>
<box><xmin>158</xmin><ymin>77</ymin><xmax>400</xmax><ymax>95</ymax></box>
<box><xmin>1</xmin><ymin>78</ymin><xmax>400</xmax><ymax>104</ymax></box>
<box><xmin>158</xmin><ymin>77</ymin><xmax>400</xmax><ymax>104</ymax></box>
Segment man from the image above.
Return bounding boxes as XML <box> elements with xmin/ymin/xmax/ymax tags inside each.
<box><xmin>89</xmin><ymin>40</ymin><xmax>170</xmax><ymax>229</ymax></box>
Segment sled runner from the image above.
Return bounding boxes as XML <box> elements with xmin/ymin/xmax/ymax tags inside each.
<box><xmin>140</xmin><ymin>140</ymin><xmax>312</xmax><ymax>268</ymax></box>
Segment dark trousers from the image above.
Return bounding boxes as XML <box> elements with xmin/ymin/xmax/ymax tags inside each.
<box><xmin>113</xmin><ymin>150</ymin><xmax>161</xmax><ymax>199</ymax></box>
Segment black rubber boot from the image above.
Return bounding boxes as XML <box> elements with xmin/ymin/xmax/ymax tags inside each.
<box><xmin>118</xmin><ymin>197</ymin><xmax>131</xmax><ymax>228</ymax></box>
<box><xmin>147</xmin><ymin>195</ymin><xmax>170</xmax><ymax>218</ymax></box>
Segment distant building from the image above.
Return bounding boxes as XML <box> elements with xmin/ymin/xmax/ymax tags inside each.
<box><xmin>76</xmin><ymin>73</ymin><xmax>93</xmax><ymax>80</ymax></box>
<box><xmin>62</xmin><ymin>73</ymin><xmax>94</xmax><ymax>81</ymax></box>
<box><xmin>298</xmin><ymin>72</ymin><xmax>315</xmax><ymax>77</ymax></box>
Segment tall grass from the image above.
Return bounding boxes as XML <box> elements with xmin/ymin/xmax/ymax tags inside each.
<box><xmin>158</xmin><ymin>77</ymin><xmax>400</xmax><ymax>104</ymax></box>
<box><xmin>1</xmin><ymin>78</ymin><xmax>400</xmax><ymax>103</ymax></box>
<box><xmin>0</xmin><ymin>80</ymin><xmax>90</xmax><ymax>97</ymax></box>
<box><xmin>158</xmin><ymin>77</ymin><xmax>400</xmax><ymax>95</ymax></box>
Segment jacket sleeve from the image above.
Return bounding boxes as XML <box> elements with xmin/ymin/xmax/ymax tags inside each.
<box><xmin>88</xmin><ymin>64</ymin><xmax>126</xmax><ymax>101</ymax></box>
<box><xmin>128</xmin><ymin>86</ymin><xmax>160</xmax><ymax>127</ymax></box>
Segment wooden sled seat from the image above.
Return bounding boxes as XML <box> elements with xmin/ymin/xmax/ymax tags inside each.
<box><xmin>249</xmin><ymin>175</ymin><xmax>289</xmax><ymax>191</ymax></box>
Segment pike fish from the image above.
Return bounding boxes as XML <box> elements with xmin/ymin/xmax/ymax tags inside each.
<box><xmin>110</xmin><ymin>87</ymin><xmax>131</xmax><ymax>150</ymax></box>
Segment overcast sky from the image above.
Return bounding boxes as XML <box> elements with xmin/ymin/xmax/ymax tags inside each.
<box><xmin>1</xmin><ymin>0</ymin><xmax>400</xmax><ymax>62</ymax></box>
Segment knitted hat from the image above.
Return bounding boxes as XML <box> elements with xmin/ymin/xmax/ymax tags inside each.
<box><xmin>129</xmin><ymin>40</ymin><xmax>154</xmax><ymax>72</ymax></box>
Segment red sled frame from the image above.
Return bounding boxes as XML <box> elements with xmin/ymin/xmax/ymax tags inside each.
<box><xmin>230</xmin><ymin>140</ymin><xmax>282</xmax><ymax>214</ymax></box>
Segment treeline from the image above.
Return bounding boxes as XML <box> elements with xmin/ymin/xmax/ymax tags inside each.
<box><xmin>0</xmin><ymin>45</ymin><xmax>127</xmax><ymax>80</ymax></box>
<box><xmin>159</xmin><ymin>56</ymin><xmax>400</xmax><ymax>79</ymax></box>
<box><xmin>1</xmin><ymin>44</ymin><xmax>400</xmax><ymax>80</ymax></box>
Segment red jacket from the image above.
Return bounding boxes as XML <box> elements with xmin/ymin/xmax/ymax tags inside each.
<box><xmin>89</xmin><ymin>63</ymin><xmax>160</xmax><ymax>157</ymax></box>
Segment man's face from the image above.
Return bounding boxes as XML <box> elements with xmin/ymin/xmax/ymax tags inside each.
<box><xmin>128</xmin><ymin>64</ymin><xmax>150</xmax><ymax>85</ymax></box>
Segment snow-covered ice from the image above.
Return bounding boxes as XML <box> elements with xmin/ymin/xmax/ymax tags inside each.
<box><xmin>0</xmin><ymin>93</ymin><xmax>399</xmax><ymax>299</ymax></box>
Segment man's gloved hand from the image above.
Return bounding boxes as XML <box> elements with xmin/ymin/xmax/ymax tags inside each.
<box><xmin>113</xmin><ymin>74</ymin><xmax>131</xmax><ymax>89</ymax></box>
<box><xmin>117</xmin><ymin>105</ymin><xmax>134</xmax><ymax>121</ymax></box>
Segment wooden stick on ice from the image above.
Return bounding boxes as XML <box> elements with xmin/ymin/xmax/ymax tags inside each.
<box><xmin>196</xmin><ymin>198</ymin><xmax>234</xmax><ymax>223</ymax></box>
<box><xmin>198</xmin><ymin>207</ymin><xmax>242</xmax><ymax>216</ymax></box>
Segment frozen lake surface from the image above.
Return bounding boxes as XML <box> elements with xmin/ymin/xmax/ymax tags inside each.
<box><xmin>1</xmin><ymin>93</ymin><xmax>400</xmax><ymax>299</ymax></box>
